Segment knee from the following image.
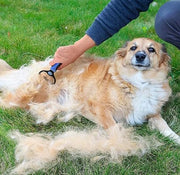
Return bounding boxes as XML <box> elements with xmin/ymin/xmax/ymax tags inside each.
<box><xmin>155</xmin><ymin>1</ymin><xmax>179</xmax><ymax>41</ymax></box>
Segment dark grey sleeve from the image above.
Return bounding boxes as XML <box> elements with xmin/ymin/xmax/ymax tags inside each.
<box><xmin>86</xmin><ymin>0</ymin><xmax>153</xmax><ymax>45</ymax></box>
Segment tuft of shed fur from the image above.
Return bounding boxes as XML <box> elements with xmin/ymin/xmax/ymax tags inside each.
<box><xmin>9</xmin><ymin>124</ymin><xmax>161</xmax><ymax>174</ymax></box>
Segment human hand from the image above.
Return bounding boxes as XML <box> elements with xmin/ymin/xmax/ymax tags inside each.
<box><xmin>50</xmin><ymin>34</ymin><xmax>96</xmax><ymax>70</ymax></box>
<box><xmin>49</xmin><ymin>44</ymin><xmax>82</xmax><ymax>69</ymax></box>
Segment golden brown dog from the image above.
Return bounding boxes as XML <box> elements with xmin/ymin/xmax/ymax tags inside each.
<box><xmin>0</xmin><ymin>38</ymin><xmax>179</xmax><ymax>144</ymax></box>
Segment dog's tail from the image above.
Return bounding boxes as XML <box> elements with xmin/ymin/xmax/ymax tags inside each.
<box><xmin>9</xmin><ymin>124</ymin><xmax>161</xmax><ymax>174</ymax></box>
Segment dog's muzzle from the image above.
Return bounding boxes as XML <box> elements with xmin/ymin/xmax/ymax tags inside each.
<box><xmin>131</xmin><ymin>51</ymin><xmax>150</xmax><ymax>70</ymax></box>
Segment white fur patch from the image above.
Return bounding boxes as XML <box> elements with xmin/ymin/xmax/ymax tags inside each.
<box><xmin>122</xmin><ymin>72</ymin><xmax>169</xmax><ymax>125</ymax></box>
<box><xmin>0</xmin><ymin>60</ymin><xmax>50</xmax><ymax>92</ymax></box>
<box><xmin>0</xmin><ymin>68</ymin><xmax>30</xmax><ymax>92</ymax></box>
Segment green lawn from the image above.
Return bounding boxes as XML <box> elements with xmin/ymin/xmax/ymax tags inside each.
<box><xmin>0</xmin><ymin>0</ymin><xmax>180</xmax><ymax>174</ymax></box>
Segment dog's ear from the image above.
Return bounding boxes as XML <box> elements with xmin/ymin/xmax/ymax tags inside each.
<box><xmin>159</xmin><ymin>44</ymin><xmax>171</xmax><ymax>67</ymax></box>
<box><xmin>116</xmin><ymin>41</ymin><xmax>129</xmax><ymax>58</ymax></box>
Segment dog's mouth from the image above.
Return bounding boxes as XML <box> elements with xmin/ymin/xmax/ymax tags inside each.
<box><xmin>131</xmin><ymin>52</ymin><xmax>150</xmax><ymax>70</ymax></box>
<box><xmin>133</xmin><ymin>63</ymin><xmax>150</xmax><ymax>67</ymax></box>
<box><xmin>132</xmin><ymin>62</ymin><xmax>150</xmax><ymax>71</ymax></box>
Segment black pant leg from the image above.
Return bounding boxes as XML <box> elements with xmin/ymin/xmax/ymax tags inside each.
<box><xmin>155</xmin><ymin>0</ymin><xmax>180</xmax><ymax>49</ymax></box>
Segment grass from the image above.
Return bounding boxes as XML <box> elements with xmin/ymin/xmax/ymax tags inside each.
<box><xmin>0</xmin><ymin>0</ymin><xmax>180</xmax><ymax>174</ymax></box>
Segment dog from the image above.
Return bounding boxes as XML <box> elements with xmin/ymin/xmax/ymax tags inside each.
<box><xmin>0</xmin><ymin>38</ymin><xmax>179</xmax><ymax>144</ymax></box>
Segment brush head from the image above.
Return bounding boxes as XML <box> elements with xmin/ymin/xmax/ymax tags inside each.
<box><xmin>39</xmin><ymin>70</ymin><xmax>56</xmax><ymax>84</ymax></box>
<box><xmin>39</xmin><ymin>63</ymin><xmax>62</xmax><ymax>84</ymax></box>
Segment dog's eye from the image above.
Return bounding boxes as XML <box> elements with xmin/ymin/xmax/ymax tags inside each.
<box><xmin>148</xmin><ymin>47</ymin><xmax>155</xmax><ymax>53</ymax></box>
<box><xmin>130</xmin><ymin>46</ymin><xmax>137</xmax><ymax>51</ymax></box>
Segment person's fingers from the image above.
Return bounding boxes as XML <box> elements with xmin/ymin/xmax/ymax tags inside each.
<box><xmin>49</xmin><ymin>48</ymin><xmax>64</xmax><ymax>66</ymax></box>
<box><xmin>49</xmin><ymin>60</ymin><xmax>64</xmax><ymax>70</ymax></box>
<box><xmin>49</xmin><ymin>59</ymin><xmax>56</xmax><ymax>66</ymax></box>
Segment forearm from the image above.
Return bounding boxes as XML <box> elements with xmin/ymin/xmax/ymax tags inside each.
<box><xmin>74</xmin><ymin>34</ymin><xmax>96</xmax><ymax>54</ymax></box>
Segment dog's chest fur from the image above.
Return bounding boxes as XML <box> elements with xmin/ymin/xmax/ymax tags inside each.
<box><xmin>121</xmin><ymin>72</ymin><xmax>169</xmax><ymax>125</ymax></box>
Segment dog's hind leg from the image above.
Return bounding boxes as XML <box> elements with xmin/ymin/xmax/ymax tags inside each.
<box><xmin>29</xmin><ymin>101</ymin><xmax>80</xmax><ymax>124</ymax></box>
<box><xmin>29</xmin><ymin>101</ymin><xmax>63</xmax><ymax>124</ymax></box>
<box><xmin>0</xmin><ymin>95</ymin><xmax>18</xmax><ymax>108</ymax></box>
<box><xmin>148</xmin><ymin>114</ymin><xmax>180</xmax><ymax>144</ymax></box>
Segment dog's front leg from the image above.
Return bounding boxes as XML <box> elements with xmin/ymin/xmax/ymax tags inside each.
<box><xmin>97</xmin><ymin>109</ymin><xmax>116</xmax><ymax>129</ymax></box>
<box><xmin>148</xmin><ymin>114</ymin><xmax>180</xmax><ymax>144</ymax></box>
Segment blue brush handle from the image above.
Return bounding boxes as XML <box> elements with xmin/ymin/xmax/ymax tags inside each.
<box><xmin>50</xmin><ymin>63</ymin><xmax>62</xmax><ymax>73</ymax></box>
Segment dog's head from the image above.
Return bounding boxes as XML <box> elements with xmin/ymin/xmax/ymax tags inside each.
<box><xmin>116</xmin><ymin>38</ymin><xmax>170</xmax><ymax>71</ymax></box>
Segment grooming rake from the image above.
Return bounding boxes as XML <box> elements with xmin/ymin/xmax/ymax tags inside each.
<box><xmin>39</xmin><ymin>63</ymin><xmax>62</xmax><ymax>84</ymax></box>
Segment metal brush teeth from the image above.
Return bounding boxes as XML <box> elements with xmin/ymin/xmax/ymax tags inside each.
<box><xmin>39</xmin><ymin>63</ymin><xmax>62</xmax><ymax>84</ymax></box>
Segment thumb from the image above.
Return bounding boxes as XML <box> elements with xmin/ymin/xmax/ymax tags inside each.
<box><xmin>49</xmin><ymin>59</ymin><xmax>56</xmax><ymax>66</ymax></box>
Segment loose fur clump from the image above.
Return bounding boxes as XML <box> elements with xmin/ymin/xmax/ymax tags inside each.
<box><xmin>9</xmin><ymin>124</ymin><xmax>160</xmax><ymax>174</ymax></box>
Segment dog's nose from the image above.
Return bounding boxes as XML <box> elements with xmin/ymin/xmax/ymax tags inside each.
<box><xmin>135</xmin><ymin>51</ymin><xmax>146</xmax><ymax>62</ymax></box>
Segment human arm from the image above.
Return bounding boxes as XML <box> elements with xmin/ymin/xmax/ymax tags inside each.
<box><xmin>86</xmin><ymin>0</ymin><xmax>153</xmax><ymax>45</ymax></box>
<box><xmin>50</xmin><ymin>34</ymin><xmax>95</xmax><ymax>69</ymax></box>
<box><xmin>50</xmin><ymin>0</ymin><xmax>153</xmax><ymax>69</ymax></box>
